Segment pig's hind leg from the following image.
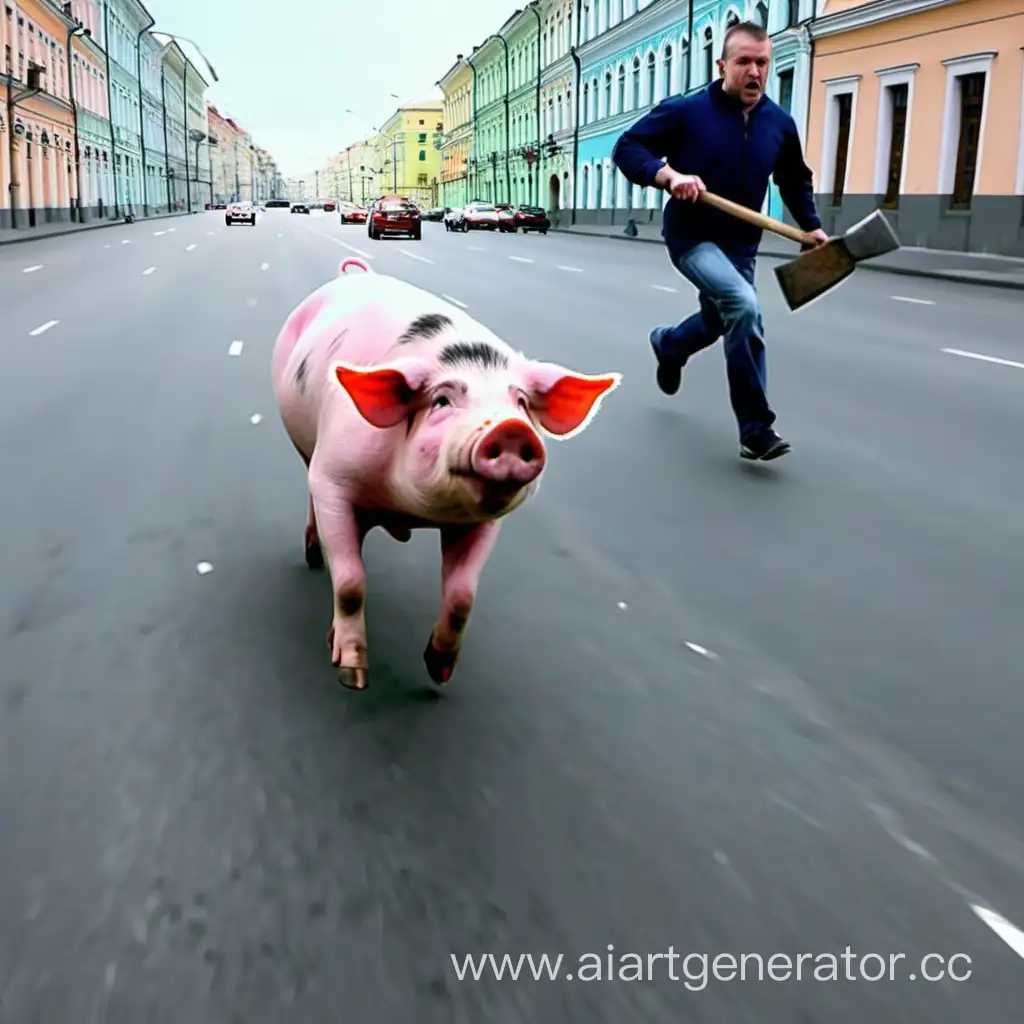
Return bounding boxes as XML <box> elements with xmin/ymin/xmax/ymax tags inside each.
<box><xmin>424</xmin><ymin>521</ymin><xmax>501</xmax><ymax>684</ymax></box>
<box><xmin>304</xmin><ymin>493</ymin><xmax>324</xmax><ymax>569</ymax></box>
<box><xmin>308</xmin><ymin>469</ymin><xmax>371</xmax><ymax>690</ymax></box>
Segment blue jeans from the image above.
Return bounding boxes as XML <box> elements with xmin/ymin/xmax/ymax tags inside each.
<box><xmin>655</xmin><ymin>242</ymin><xmax>775</xmax><ymax>441</ymax></box>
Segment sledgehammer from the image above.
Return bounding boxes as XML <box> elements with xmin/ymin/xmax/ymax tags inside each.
<box><xmin>697</xmin><ymin>190</ymin><xmax>901</xmax><ymax>311</ymax></box>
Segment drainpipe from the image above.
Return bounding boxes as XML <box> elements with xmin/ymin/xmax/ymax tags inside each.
<box><xmin>525</xmin><ymin>1</ymin><xmax>542</xmax><ymax>207</ymax></box>
<box><xmin>570</xmin><ymin>0</ymin><xmax>583</xmax><ymax>225</ymax></box>
<box><xmin>66</xmin><ymin>21</ymin><xmax>86</xmax><ymax>222</ymax></box>
<box><xmin>160</xmin><ymin>65</ymin><xmax>171</xmax><ymax>210</ymax></box>
<box><xmin>465</xmin><ymin>53</ymin><xmax>478</xmax><ymax>200</ymax></box>
<box><xmin>102</xmin><ymin>1</ymin><xmax>120</xmax><ymax>216</ymax></box>
<box><xmin>183</xmin><ymin>57</ymin><xmax>191</xmax><ymax>212</ymax></box>
<box><xmin>135</xmin><ymin>14</ymin><xmax>154</xmax><ymax>216</ymax></box>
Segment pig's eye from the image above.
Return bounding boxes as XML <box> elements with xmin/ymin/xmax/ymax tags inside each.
<box><xmin>432</xmin><ymin>395</ymin><xmax>452</xmax><ymax>410</ymax></box>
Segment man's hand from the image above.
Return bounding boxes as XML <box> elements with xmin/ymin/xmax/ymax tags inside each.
<box><xmin>654</xmin><ymin>165</ymin><xmax>706</xmax><ymax>202</ymax></box>
<box><xmin>804</xmin><ymin>228</ymin><xmax>829</xmax><ymax>248</ymax></box>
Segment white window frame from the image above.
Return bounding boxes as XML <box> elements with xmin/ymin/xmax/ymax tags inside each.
<box><xmin>1015</xmin><ymin>46</ymin><xmax>1024</xmax><ymax>196</ymax></box>
<box><xmin>872</xmin><ymin>63</ymin><xmax>917</xmax><ymax>196</ymax></box>
<box><xmin>819</xmin><ymin>74</ymin><xmax>860</xmax><ymax>202</ymax></box>
<box><xmin>937</xmin><ymin>51</ymin><xmax>995</xmax><ymax>197</ymax></box>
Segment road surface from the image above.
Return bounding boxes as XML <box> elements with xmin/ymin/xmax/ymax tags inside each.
<box><xmin>2</xmin><ymin>211</ymin><xmax>1023</xmax><ymax>1022</ymax></box>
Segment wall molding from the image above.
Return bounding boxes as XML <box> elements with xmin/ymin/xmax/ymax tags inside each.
<box><xmin>811</xmin><ymin>0</ymin><xmax>964</xmax><ymax>38</ymax></box>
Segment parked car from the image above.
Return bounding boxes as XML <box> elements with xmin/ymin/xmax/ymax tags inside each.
<box><xmin>421</xmin><ymin>207</ymin><xmax>445</xmax><ymax>221</ymax></box>
<box><xmin>367</xmin><ymin>195</ymin><xmax>421</xmax><ymax>240</ymax></box>
<box><xmin>291</xmin><ymin>202</ymin><xmax>310</xmax><ymax>214</ymax></box>
<box><xmin>462</xmin><ymin>202</ymin><xmax>500</xmax><ymax>230</ymax></box>
<box><xmin>496</xmin><ymin>204</ymin><xmax>517</xmax><ymax>232</ymax></box>
<box><xmin>323</xmin><ymin>201</ymin><xmax>336</xmax><ymax>213</ymax></box>
<box><xmin>511</xmin><ymin>205</ymin><xmax>551</xmax><ymax>233</ymax></box>
<box><xmin>265</xmin><ymin>199</ymin><xmax>290</xmax><ymax>208</ymax></box>
<box><xmin>225</xmin><ymin>201</ymin><xmax>256</xmax><ymax>226</ymax></box>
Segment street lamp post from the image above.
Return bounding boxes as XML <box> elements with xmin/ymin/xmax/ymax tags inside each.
<box><xmin>134</xmin><ymin>14</ymin><xmax>155</xmax><ymax>216</ymax></box>
<box><xmin>5</xmin><ymin>63</ymin><xmax>46</xmax><ymax>229</ymax></box>
<box><xmin>524</xmin><ymin>1</ymin><xmax>543</xmax><ymax>207</ymax></box>
<box><xmin>65</xmin><ymin>19</ymin><xmax>88</xmax><ymax>223</ymax></box>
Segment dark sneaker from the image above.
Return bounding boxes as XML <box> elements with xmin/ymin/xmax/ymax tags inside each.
<box><xmin>649</xmin><ymin>326</ymin><xmax>683</xmax><ymax>396</ymax></box>
<box><xmin>740</xmin><ymin>427</ymin><xmax>791</xmax><ymax>461</ymax></box>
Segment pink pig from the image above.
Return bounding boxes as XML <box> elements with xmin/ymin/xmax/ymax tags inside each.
<box><xmin>271</xmin><ymin>257</ymin><xmax>621</xmax><ymax>690</ymax></box>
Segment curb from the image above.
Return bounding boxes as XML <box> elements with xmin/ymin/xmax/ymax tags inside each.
<box><xmin>0</xmin><ymin>209</ymin><xmax>197</xmax><ymax>247</ymax></box>
<box><xmin>552</xmin><ymin>227</ymin><xmax>1024</xmax><ymax>293</ymax></box>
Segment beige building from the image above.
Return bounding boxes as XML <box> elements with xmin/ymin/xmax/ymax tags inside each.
<box><xmin>806</xmin><ymin>0</ymin><xmax>1024</xmax><ymax>256</ymax></box>
<box><xmin>322</xmin><ymin>140</ymin><xmax>378</xmax><ymax>205</ymax></box>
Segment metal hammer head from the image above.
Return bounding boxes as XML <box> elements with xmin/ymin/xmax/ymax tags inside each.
<box><xmin>841</xmin><ymin>209</ymin><xmax>901</xmax><ymax>262</ymax></box>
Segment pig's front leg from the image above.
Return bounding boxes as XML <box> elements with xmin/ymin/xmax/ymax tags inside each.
<box><xmin>304</xmin><ymin>493</ymin><xmax>324</xmax><ymax>569</ymax></box>
<box><xmin>308</xmin><ymin>469</ymin><xmax>371</xmax><ymax>690</ymax></box>
<box><xmin>424</xmin><ymin>521</ymin><xmax>502</xmax><ymax>684</ymax></box>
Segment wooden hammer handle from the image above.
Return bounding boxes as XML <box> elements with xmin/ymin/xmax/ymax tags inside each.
<box><xmin>697</xmin><ymin>190</ymin><xmax>812</xmax><ymax>246</ymax></box>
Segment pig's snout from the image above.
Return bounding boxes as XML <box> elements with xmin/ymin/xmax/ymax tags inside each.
<box><xmin>471</xmin><ymin>419</ymin><xmax>545</xmax><ymax>486</ymax></box>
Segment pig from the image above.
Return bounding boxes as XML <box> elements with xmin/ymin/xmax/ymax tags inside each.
<box><xmin>271</xmin><ymin>256</ymin><xmax>620</xmax><ymax>691</ymax></box>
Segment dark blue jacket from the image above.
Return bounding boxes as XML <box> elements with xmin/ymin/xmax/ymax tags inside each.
<box><xmin>612</xmin><ymin>79</ymin><xmax>821</xmax><ymax>261</ymax></box>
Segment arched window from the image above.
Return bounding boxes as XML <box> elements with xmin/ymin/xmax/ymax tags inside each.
<box><xmin>556</xmin><ymin>93</ymin><xmax>563</xmax><ymax>130</ymax></box>
<box><xmin>616</xmin><ymin>64</ymin><xmax>625</xmax><ymax>113</ymax></box>
<box><xmin>703</xmin><ymin>26</ymin><xmax>714</xmax><ymax>83</ymax></box>
<box><xmin>647</xmin><ymin>52</ymin><xmax>656</xmax><ymax>104</ymax></box>
<box><xmin>755</xmin><ymin>2</ymin><xmax>768</xmax><ymax>27</ymax></box>
<box><xmin>582</xmin><ymin>82</ymin><xmax>590</xmax><ymax>125</ymax></box>
<box><xmin>726</xmin><ymin>9</ymin><xmax>740</xmax><ymax>28</ymax></box>
<box><xmin>662</xmin><ymin>44</ymin><xmax>673</xmax><ymax>97</ymax></box>
<box><xmin>581</xmin><ymin>164</ymin><xmax>589</xmax><ymax>208</ymax></box>
<box><xmin>604</xmin><ymin>70</ymin><xmax>612</xmax><ymax>116</ymax></box>
<box><xmin>632</xmin><ymin>57</ymin><xmax>641</xmax><ymax>107</ymax></box>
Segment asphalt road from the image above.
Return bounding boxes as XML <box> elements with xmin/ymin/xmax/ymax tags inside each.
<box><xmin>2</xmin><ymin>210</ymin><xmax>1023</xmax><ymax>1022</ymax></box>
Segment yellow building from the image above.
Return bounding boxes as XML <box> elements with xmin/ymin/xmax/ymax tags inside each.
<box><xmin>375</xmin><ymin>99</ymin><xmax>444</xmax><ymax>207</ymax></box>
<box><xmin>437</xmin><ymin>59</ymin><xmax>474</xmax><ymax>209</ymax></box>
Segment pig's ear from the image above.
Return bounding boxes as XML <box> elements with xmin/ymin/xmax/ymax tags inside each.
<box><xmin>333</xmin><ymin>358</ymin><xmax>432</xmax><ymax>428</ymax></box>
<box><xmin>522</xmin><ymin>362</ymin><xmax>622</xmax><ymax>438</ymax></box>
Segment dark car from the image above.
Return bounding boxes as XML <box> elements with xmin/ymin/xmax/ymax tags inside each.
<box><xmin>291</xmin><ymin>203</ymin><xmax>310</xmax><ymax>214</ymax></box>
<box><xmin>511</xmin><ymin>205</ymin><xmax>550</xmax><ymax>234</ymax></box>
<box><xmin>367</xmin><ymin>194</ymin><xmax>421</xmax><ymax>240</ymax></box>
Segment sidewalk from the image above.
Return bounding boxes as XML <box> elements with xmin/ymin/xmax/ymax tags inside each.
<box><xmin>0</xmin><ymin>209</ymin><xmax>196</xmax><ymax>247</ymax></box>
<box><xmin>553</xmin><ymin>221</ymin><xmax>1024</xmax><ymax>292</ymax></box>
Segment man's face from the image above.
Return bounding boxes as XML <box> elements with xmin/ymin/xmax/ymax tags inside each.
<box><xmin>718</xmin><ymin>32</ymin><xmax>772</xmax><ymax>107</ymax></box>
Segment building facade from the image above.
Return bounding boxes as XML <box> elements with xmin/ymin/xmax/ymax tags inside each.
<box><xmin>376</xmin><ymin>99</ymin><xmax>444</xmax><ymax>206</ymax></box>
<box><xmin>805</xmin><ymin>0</ymin><xmax>1024</xmax><ymax>256</ymax></box>
<box><xmin>467</xmin><ymin>24</ymin><xmax>513</xmax><ymax>204</ymax></box>
<box><xmin>438</xmin><ymin>57</ymin><xmax>473</xmax><ymax>208</ymax></box>
<box><xmin>138</xmin><ymin>28</ymin><xmax>169</xmax><ymax>214</ymax></box>
<box><xmin>505</xmin><ymin>7</ymin><xmax>542</xmax><ymax>208</ymax></box>
<box><xmin>1</xmin><ymin>0</ymin><xmax>82</xmax><ymax>228</ymax></box>
<box><xmin>538</xmin><ymin>0</ymin><xmax>575</xmax><ymax>215</ymax></box>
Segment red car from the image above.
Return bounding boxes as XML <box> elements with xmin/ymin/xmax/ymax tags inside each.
<box><xmin>368</xmin><ymin>195</ymin><xmax>421</xmax><ymax>240</ymax></box>
<box><xmin>323</xmin><ymin>201</ymin><xmax>336</xmax><ymax>213</ymax></box>
<box><xmin>340</xmin><ymin>205</ymin><xmax>368</xmax><ymax>224</ymax></box>
<box><xmin>510</xmin><ymin>205</ymin><xmax>551</xmax><ymax>234</ymax></box>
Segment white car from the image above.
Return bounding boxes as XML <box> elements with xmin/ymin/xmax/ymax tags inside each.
<box><xmin>225</xmin><ymin>201</ymin><xmax>256</xmax><ymax>226</ymax></box>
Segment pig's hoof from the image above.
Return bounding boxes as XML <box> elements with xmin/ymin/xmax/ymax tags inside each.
<box><xmin>423</xmin><ymin>638</ymin><xmax>458</xmax><ymax>685</ymax></box>
<box><xmin>305</xmin><ymin>542</ymin><xmax>324</xmax><ymax>569</ymax></box>
<box><xmin>338</xmin><ymin>666</ymin><xmax>369</xmax><ymax>691</ymax></box>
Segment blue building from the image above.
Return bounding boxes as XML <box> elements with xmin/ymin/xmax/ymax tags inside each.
<box><xmin>572</xmin><ymin>0</ymin><xmax>770</xmax><ymax>227</ymax></box>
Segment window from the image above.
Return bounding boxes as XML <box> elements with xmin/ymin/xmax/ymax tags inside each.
<box><xmin>632</xmin><ymin>57</ymin><xmax>640</xmax><ymax>107</ymax></box>
<box><xmin>583</xmin><ymin>82</ymin><xmax>589</xmax><ymax>125</ymax></box>
<box><xmin>755</xmin><ymin>2</ymin><xmax>768</xmax><ymax>27</ymax></box>
<box><xmin>831</xmin><ymin>92</ymin><xmax>852</xmax><ymax>204</ymax></box>
<box><xmin>604</xmin><ymin>70</ymin><xmax>612</xmax><ymax>115</ymax></box>
<box><xmin>418</xmin><ymin>173</ymin><xmax>428</xmax><ymax>186</ymax></box>
<box><xmin>663</xmin><ymin>44</ymin><xmax>672</xmax><ymax>97</ymax></box>
<box><xmin>787</xmin><ymin>0</ymin><xmax>799</xmax><ymax>26</ymax></box>
<box><xmin>647</xmin><ymin>52</ymin><xmax>656</xmax><ymax>104</ymax></box>
<box><xmin>419</xmin><ymin>149</ymin><xmax>426</xmax><ymax>160</ymax></box>
<box><xmin>777</xmin><ymin>68</ymin><xmax>793</xmax><ymax>112</ymax></box>
<box><xmin>882</xmin><ymin>84</ymin><xmax>908</xmax><ymax>208</ymax></box>
<box><xmin>951</xmin><ymin>72</ymin><xmax>984</xmax><ymax>208</ymax></box>
<box><xmin>726</xmin><ymin>10</ymin><xmax>739</xmax><ymax>28</ymax></box>
<box><xmin>418</xmin><ymin>133</ymin><xmax>426</xmax><ymax>142</ymax></box>
<box><xmin>617</xmin><ymin>64</ymin><xmax>625</xmax><ymax>112</ymax></box>
<box><xmin>703</xmin><ymin>28</ymin><xmax>713</xmax><ymax>84</ymax></box>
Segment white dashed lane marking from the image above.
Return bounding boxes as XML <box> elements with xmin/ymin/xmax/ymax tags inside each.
<box><xmin>971</xmin><ymin>905</ymin><xmax>1024</xmax><ymax>961</ymax></box>
<box><xmin>441</xmin><ymin>294</ymin><xmax>468</xmax><ymax>308</ymax></box>
<box><xmin>29</xmin><ymin>320</ymin><xmax>59</xmax><ymax>336</ymax></box>
<box><xmin>509</xmin><ymin>255</ymin><xmax>533</xmax><ymax>263</ymax></box>
<box><xmin>250</xmin><ymin>414</ymin><xmax>263</xmax><ymax>424</ymax></box>
<box><xmin>228</xmin><ymin>340</ymin><xmax>244</xmax><ymax>356</ymax></box>
<box><xmin>23</xmin><ymin>265</ymin><xmax>42</xmax><ymax>273</ymax></box>
<box><xmin>186</xmin><ymin>243</ymin><xmax>196</xmax><ymax>251</ymax></box>
<box><xmin>557</xmin><ymin>265</ymin><xmax>583</xmax><ymax>273</ymax></box>
<box><xmin>942</xmin><ymin>348</ymin><xmax>1024</xmax><ymax>371</ymax></box>
<box><xmin>260</xmin><ymin>262</ymin><xmax>269</xmax><ymax>270</ymax></box>
<box><xmin>142</xmin><ymin>266</ymin><xmax>157</xmax><ymax>275</ymax></box>
<box><xmin>195</xmin><ymin>561</ymin><xmax>214</xmax><ymax>575</ymax></box>
<box><xmin>153</xmin><ymin>230</ymin><xmax>166</xmax><ymax>236</ymax></box>
<box><xmin>652</xmin><ymin>284</ymin><xmax>677</xmax><ymax>292</ymax></box>
<box><xmin>891</xmin><ymin>295</ymin><xmax>935</xmax><ymax>305</ymax></box>
<box><xmin>399</xmin><ymin>248</ymin><xmax>435</xmax><ymax>264</ymax></box>
<box><xmin>121</xmin><ymin>239</ymin><xmax>131</xmax><ymax>244</ymax></box>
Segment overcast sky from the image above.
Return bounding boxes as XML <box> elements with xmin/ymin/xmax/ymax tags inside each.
<box><xmin>144</xmin><ymin>0</ymin><xmax>517</xmax><ymax>178</ymax></box>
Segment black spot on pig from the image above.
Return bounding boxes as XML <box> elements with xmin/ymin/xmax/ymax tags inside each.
<box><xmin>438</xmin><ymin>341</ymin><xmax>508</xmax><ymax>371</ymax></box>
<box><xmin>399</xmin><ymin>313</ymin><xmax>454</xmax><ymax>344</ymax></box>
<box><xmin>295</xmin><ymin>354</ymin><xmax>309</xmax><ymax>392</ymax></box>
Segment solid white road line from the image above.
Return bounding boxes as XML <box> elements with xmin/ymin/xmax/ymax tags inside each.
<box><xmin>441</xmin><ymin>294</ymin><xmax>468</xmax><ymax>308</ymax></box>
<box><xmin>509</xmin><ymin>255</ymin><xmax>533</xmax><ymax>263</ymax></box>
<box><xmin>652</xmin><ymin>284</ymin><xmax>677</xmax><ymax>292</ymax></box>
<box><xmin>29</xmin><ymin>320</ymin><xmax>59</xmax><ymax>336</ymax></box>
<box><xmin>142</xmin><ymin>266</ymin><xmax>157</xmax><ymax>275</ymax></box>
<box><xmin>228</xmin><ymin>340</ymin><xmax>244</xmax><ymax>356</ymax></box>
<box><xmin>942</xmin><ymin>348</ymin><xmax>1024</xmax><ymax>370</ymax></box>
<box><xmin>891</xmin><ymin>295</ymin><xmax>935</xmax><ymax>305</ymax></box>
<box><xmin>260</xmin><ymin>262</ymin><xmax>269</xmax><ymax>270</ymax></box>
<box><xmin>23</xmin><ymin>265</ymin><xmax>43</xmax><ymax>273</ymax></box>
<box><xmin>557</xmin><ymin>265</ymin><xmax>583</xmax><ymax>273</ymax></box>
<box><xmin>971</xmin><ymin>905</ymin><xmax>1024</xmax><ymax>960</ymax></box>
<box><xmin>185</xmin><ymin>244</ymin><xmax>196</xmax><ymax>251</ymax></box>
<box><xmin>399</xmin><ymin>248</ymin><xmax>436</xmax><ymax>264</ymax></box>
